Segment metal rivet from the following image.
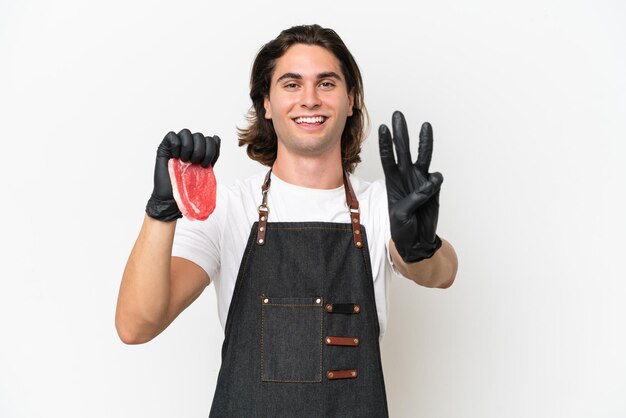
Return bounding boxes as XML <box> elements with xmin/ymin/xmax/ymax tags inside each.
<box><xmin>354</xmin><ymin>338</ymin><xmax>359</xmax><ymax>345</ymax></box>
<box><xmin>325</xmin><ymin>304</ymin><xmax>333</xmax><ymax>312</ymax></box>
<box><xmin>263</xmin><ymin>298</ymin><xmax>269</xmax><ymax>303</ymax></box>
<box><xmin>353</xmin><ymin>305</ymin><xmax>360</xmax><ymax>313</ymax></box>
<box><xmin>259</xmin><ymin>226</ymin><xmax>264</xmax><ymax>232</ymax></box>
<box><xmin>356</xmin><ymin>241</ymin><xmax>362</xmax><ymax>247</ymax></box>
<box><xmin>316</xmin><ymin>298</ymin><xmax>321</xmax><ymax>304</ymax></box>
<box><xmin>326</xmin><ymin>337</ymin><xmax>331</xmax><ymax>344</ymax></box>
<box><xmin>261</xmin><ymin>216</ymin><xmax>266</xmax><ymax>221</ymax></box>
<box><xmin>327</xmin><ymin>372</ymin><xmax>334</xmax><ymax>379</ymax></box>
<box><xmin>352</xmin><ymin>218</ymin><xmax>358</xmax><ymax>223</ymax></box>
<box><xmin>351</xmin><ymin>371</ymin><xmax>357</xmax><ymax>377</ymax></box>
<box><xmin>258</xmin><ymin>239</ymin><xmax>264</xmax><ymax>244</ymax></box>
<box><xmin>355</xmin><ymin>230</ymin><xmax>360</xmax><ymax>235</ymax></box>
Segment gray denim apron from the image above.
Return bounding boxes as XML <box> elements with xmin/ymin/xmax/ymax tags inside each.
<box><xmin>209</xmin><ymin>170</ymin><xmax>389</xmax><ymax>417</ymax></box>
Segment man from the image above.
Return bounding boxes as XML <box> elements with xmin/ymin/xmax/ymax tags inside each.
<box><xmin>116</xmin><ymin>24</ymin><xmax>457</xmax><ymax>416</ymax></box>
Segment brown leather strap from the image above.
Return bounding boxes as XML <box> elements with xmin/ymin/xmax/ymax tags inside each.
<box><xmin>325</xmin><ymin>336</ymin><xmax>360</xmax><ymax>346</ymax></box>
<box><xmin>325</xmin><ymin>303</ymin><xmax>360</xmax><ymax>314</ymax></box>
<box><xmin>342</xmin><ymin>170</ymin><xmax>358</xmax><ymax>210</ymax></box>
<box><xmin>257</xmin><ymin>170</ymin><xmax>362</xmax><ymax>248</ymax></box>
<box><xmin>256</xmin><ymin>170</ymin><xmax>272</xmax><ymax>245</ymax></box>
<box><xmin>342</xmin><ymin>171</ymin><xmax>363</xmax><ymax>249</ymax></box>
<box><xmin>326</xmin><ymin>369</ymin><xmax>358</xmax><ymax>380</ymax></box>
<box><xmin>261</xmin><ymin>169</ymin><xmax>272</xmax><ymax>194</ymax></box>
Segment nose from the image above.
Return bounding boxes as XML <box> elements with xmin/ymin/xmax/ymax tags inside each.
<box><xmin>300</xmin><ymin>84</ymin><xmax>321</xmax><ymax>109</ymax></box>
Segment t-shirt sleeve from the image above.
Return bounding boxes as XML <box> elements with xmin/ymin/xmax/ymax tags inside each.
<box><xmin>171</xmin><ymin>186</ymin><xmax>227</xmax><ymax>283</ymax></box>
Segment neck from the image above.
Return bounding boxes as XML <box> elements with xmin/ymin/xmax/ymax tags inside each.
<box><xmin>272</xmin><ymin>149</ymin><xmax>344</xmax><ymax>189</ymax></box>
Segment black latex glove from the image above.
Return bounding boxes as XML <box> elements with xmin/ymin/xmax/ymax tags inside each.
<box><xmin>379</xmin><ymin>111</ymin><xmax>443</xmax><ymax>263</ymax></box>
<box><xmin>145</xmin><ymin>128</ymin><xmax>220</xmax><ymax>221</ymax></box>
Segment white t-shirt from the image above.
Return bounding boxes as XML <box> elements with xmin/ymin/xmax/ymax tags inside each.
<box><xmin>172</xmin><ymin>170</ymin><xmax>398</xmax><ymax>340</ymax></box>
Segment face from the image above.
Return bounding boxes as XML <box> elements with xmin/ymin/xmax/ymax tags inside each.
<box><xmin>264</xmin><ymin>44</ymin><xmax>354</xmax><ymax>161</ymax></box>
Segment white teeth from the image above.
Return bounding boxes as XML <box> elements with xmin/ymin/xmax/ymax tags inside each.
<box><xmin>295</xmin><ymin>116</ymin><xmax>325</xmax><ymax>124</ymax></box>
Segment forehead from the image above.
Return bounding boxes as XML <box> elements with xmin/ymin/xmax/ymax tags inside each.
<box><xmin>271</xmin><ymin>44</ymin><xmax>344</xmax><ymax>80</ymax></box>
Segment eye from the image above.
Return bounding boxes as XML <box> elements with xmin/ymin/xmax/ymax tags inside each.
<box><xmin>284</xmin><ymin>82</ymin><xmax>300</xmax><ymax>90</ymax></box>
<box><xmin>319</xmin><ymin>81</ymin><xmax>336</xmax><ymax>89</ymax></box>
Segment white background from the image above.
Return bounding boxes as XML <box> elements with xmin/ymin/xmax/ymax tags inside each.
<box><xmin>1</xmin><ymin>0</ymin><xmax>625</xmax><ymax>417</ymax></box>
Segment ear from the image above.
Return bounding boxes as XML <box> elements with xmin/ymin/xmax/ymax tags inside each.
<box><xmin>263</xmin><ymin>96</ymin><xmax>272</xmax><ymax>119</ymax></box>
<box><xmin>347</xmin><ymin>88</ymin><xmax>355</xmax><ymax>117</ymax></box>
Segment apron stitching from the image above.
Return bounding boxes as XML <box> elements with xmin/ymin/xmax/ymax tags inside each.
<box><xmin>259</xmin><ymin>298</ymin><xmax>324</xmax><ymax>383</ymax></box>
<box><xmin>260</xmin><ymin>296</ymin><xmax>265</xmax><ymax>381</ymax></box>
<box><xmin>319</xmin><ymin>300</ymin><xmax>323</xmax><ymax>381</ymax></box>
<box><xmin>262</xmin><ymin>379</ymin><xmax>322</xmax><ymax>383</ymax></box>
<box><xmin>221</xmin><ymin>227</ymin><xmax>258</xmax><ymax>357</ymax></box>
<box><xmin>268</xmin><ymin>226</ymin><xmax>352</xmax><ymax>231</ymax></box>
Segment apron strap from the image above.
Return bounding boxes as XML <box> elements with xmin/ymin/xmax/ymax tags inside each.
<box><xmin>343</xmin><ymin>171</ymin><xmax>363</xmax><ymax>249</ymax></box>
<box><xmin>256</xmin><ymin>169</ymin><xmax>363</xmax><ymax>249</ymax></box>
<box><xmin>256</xmin><ymin>169</ymin><xmax>272</xmax><ymax>245</ymax></box>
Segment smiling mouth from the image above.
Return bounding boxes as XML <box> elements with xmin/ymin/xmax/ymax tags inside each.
<box><xmin>293</xmin><ymin>116</ymin><xmax>327</xmax><ymax>125</ymax></box>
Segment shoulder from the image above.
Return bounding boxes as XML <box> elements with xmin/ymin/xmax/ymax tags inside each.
<box><xmin>218</xmin><ymin>170</ymin><xmax>267</xmax><ymax>203</ymax></box>
<box><xmin>222</xmin><ymin>170</ymin><xmax>266</xmax><ymax>193</ymax></box>
<box><xmin>209</xmin><ymin>169</ymin><xmax>269</xmax><ymax>225</ymax></box>
<box><xmin>348</xmin><ymin>174</ymin><xmax>387</xmax><ymax>225</ymax></box>
<box><xmin>349</xmin><ymin>174</ymin><xmax>386</xmax><ymax>201</ymax></box>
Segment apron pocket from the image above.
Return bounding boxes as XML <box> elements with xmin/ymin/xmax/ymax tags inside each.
<box><xmin>260</xmin><ymin>296</ymin><xmax>323</xmax><ymax>383</ymax></box>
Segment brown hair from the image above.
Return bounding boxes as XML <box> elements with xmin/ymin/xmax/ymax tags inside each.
<box><xmin>237</xmin><ymin>24</ymin><xmax>368</xmax><ymax>173</ymax></box>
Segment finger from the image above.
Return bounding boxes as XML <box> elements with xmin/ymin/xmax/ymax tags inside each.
<box><xmin>391</xmin><ymin>111</ymin><xmax>412</xmax><ymax>173</ymax></box>
<box><xmin>190</xmin><ymin>133</ymin><xmax>206</xmax><ymax>164</ymax></box>
<box><xmin>429</xmin><ymin>172</ymin><xmax>443</xmax><ymax>191</ymax></box>
<box><xmin>163</xmin><ymin>131</ymin><xmax>181</xmax><ymax>158</ymax></box>
<box><xmin>416</xmin><ymin>122</ymin><xmax>433</xmax><ymax>175</ymax></box>
<box><xmin>393</xmin><ymin>191</ymin><xmax>431</xmax><ymax>220</ymax></box>
<box><xmin>211</xmin><ymin>135</ymin><xmax>221</xmax><ymax>166</ymax></box>
<box><xmin>178</xmin><ymin>128</ymin><xmax>193</xmax><ymax>162</ymax></box>
<box><xmin>416</xmin><ymin>173</ymin><xmax>443</xmax><ymax>197</ymax></box>
<box><xmin>201</xmin><ymin>135</ymin><xmax>218</xmax><ymax>168</ymax></box>
<box><xmin>397</xmin><ymin>176</ymin><xmax>442</xmax><ymax>216</ymax></box>
<box><xmin>378</xmin><ymin>124</ymin><xmax>397</xmax><ymax>173</ymax></box>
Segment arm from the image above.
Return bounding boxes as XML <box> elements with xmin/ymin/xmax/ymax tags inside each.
<box><xmin>115</xmin><ymin>129</ymin><xmax>220</xmax><ymax>344</ymax></box>
<box><xmin>390</xmin><ymin>238</ymin><xmax>457</xmax><ymax>288</ymax></box>
<box><xmin>115</xmin><ymin>216</ymin><xmax>209</xmax><ymax>344</ymax></box>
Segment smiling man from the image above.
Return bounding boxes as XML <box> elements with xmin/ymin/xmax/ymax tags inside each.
<box><xmin>116</xmin><ymin>24</ymin><xmax>457</xmax><ymax>417</ymax></box>
<box><xmin>263</xmin><ymin>44</ymin><xmax>354</xmax><ymax>179</ymax></box>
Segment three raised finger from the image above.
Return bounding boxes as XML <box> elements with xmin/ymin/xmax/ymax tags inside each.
<box><xmin>378</xmin><ymin>124</ymin><xmax>396</xmax><ymax>173</ymax></box>
<box><xmin>391</xmin><ymin>111</ymin><xmax>413</xmax><ymax>173</ymax></box>
<box><xmin>416</xmin><ymin>122</ymin><xmax>433</xmax><ymax>175</ymax></box>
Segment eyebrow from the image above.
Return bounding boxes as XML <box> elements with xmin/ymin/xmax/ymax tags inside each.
<box><xmin>275</xmin><ymin>71</ymin><xmax>343</xmax><ymax>84</ymax></box>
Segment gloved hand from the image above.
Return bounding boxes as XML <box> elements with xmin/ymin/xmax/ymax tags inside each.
<box><xmin>378</xmin><ymin>111</ymin><xmax>443</xmax><ymax>263</ymax></box>
<box><xmin>145</xmin><ymin>128</ymin><xmax>220</xmax><ymax>221</ymax></box>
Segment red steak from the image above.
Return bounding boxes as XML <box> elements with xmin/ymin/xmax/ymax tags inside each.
<box><xmin>168</xmin><ymin>159</ymin><xmax>217</xmax><ymax>221</ymax></box>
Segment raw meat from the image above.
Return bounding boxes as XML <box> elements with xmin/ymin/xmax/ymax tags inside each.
<box><xmin>168</xmin><ymin>159</ymin><xmax>217</xmax><ymax>221</ymax></box>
